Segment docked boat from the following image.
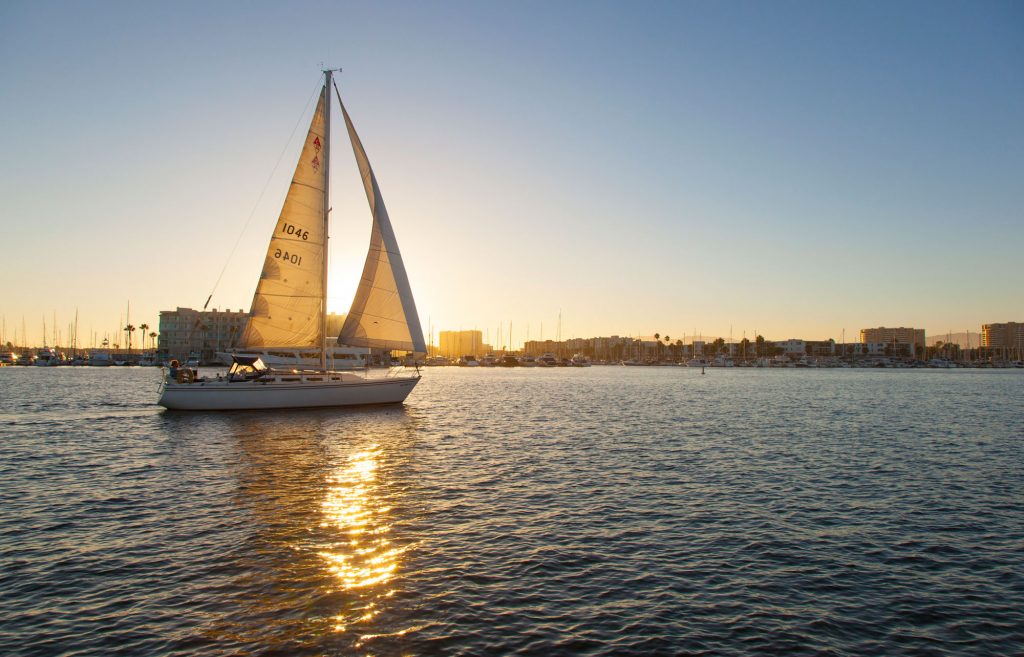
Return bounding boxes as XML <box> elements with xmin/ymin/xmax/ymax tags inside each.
<box><xmin>570</xmin><ymin>353</ymin><xmax>591</xmax><ymax>367</ymax></box>
<box><xmin>537</xmin><ymin>352</ymin><xmax>558</xmax><ymax>367</ymax></box>
<box><xmin>159</xmin><ymin>70</ymin><xmax>425</xmax><ymax>410</ymax></box>
<box><xmin>88</xmin><ymin>351</ymin><xmax>114</xmax><ymax>366</ymax></box>
<box><xmin>34</xmin><ymin>347</ymin><xmax>60</xmax><ymax>366</ymax></box>
<box><xmin>457</xmin><ymin>355</ymin><xmax>480</xmax><ymax>367</ymax></box>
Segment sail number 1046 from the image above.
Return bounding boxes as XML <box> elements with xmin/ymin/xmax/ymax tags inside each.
<box><xmin>274</xmin><ymin>249</ymin><xmax>302</xmax><ymax>266</ymax></box>
<box><xmin>281</xmin><ymin>223</ymin><xmax>309</xmax><ymax>240</ymax></box>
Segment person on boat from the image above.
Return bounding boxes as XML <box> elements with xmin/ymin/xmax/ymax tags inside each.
<box><xmin>169</xmin><ymin>359</ymin><xmax>198</xmax><ymax>383</ymax></box>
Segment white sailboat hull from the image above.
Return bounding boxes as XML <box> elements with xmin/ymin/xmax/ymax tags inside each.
<box><xmin>158</xmin><ymin>371</ymin><xmax>420</xmax><ymax>410</ymax></box>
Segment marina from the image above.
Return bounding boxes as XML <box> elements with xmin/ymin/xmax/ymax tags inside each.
<box><xmin>3</xmin><ymin>349</ymin><xmax>1022</xmax><ymax>369</ymax></box>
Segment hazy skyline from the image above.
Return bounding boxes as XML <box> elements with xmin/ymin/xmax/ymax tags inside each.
<box><xmin>2</xmin><ymin>1</ymin><xmax>1022</xmax><ymax>349</ymax></box>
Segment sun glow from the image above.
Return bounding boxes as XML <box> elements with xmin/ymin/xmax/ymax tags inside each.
<box><xmin>320</xmin><ymin>445</ymin><xmax>408</xmax><ymax>634</ymax></box>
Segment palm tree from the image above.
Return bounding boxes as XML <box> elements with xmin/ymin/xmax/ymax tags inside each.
<box><xmin>149</xmin><ymin>332</ymin><xmax>157</xmax><ymax>353</ymax></box>
<box><xmin>139</xmin><ymin>324</ymin><xmax>149</xmax><ymax>352</ymax></box>
<box><xmin>654</xmin><ymin>333</ymin><xmax>660</xmax><ymax>362</ymax></box>
<box><xmin>124</xmin><ymin>324</ymin><xmax>135</xmax><ymax>354</ymax></box>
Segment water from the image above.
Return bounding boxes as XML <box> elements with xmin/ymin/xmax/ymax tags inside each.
<box><xmin>1</xmin><ymin>366</ymin><xmax>1022</xmax><ymax>656</ymax></box>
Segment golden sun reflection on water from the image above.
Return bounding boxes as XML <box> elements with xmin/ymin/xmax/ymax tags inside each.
<box><xmin>319</xmin><ymin>444</ymin><xmax>406</xmax><ymax>635</ymax></box>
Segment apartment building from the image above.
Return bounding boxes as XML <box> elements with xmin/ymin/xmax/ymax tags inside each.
<box><xmin>439</xmin><ymin>330</ymin><xmax>490</xmax><ymax>358</ymax></box>
<box><xmin>981</xmin><ymin>322</ymin><xmax>1023</xmax><ymax>353</ymax></box>
<box><xmin>158</xmin><ymin>307</ymin><xmax>249</xmax><ymax>361</ymax></box>
<box><xmin>860</xmin><ymin>327</ymin><xmax>925</xmax><ymax>354</ymax></box>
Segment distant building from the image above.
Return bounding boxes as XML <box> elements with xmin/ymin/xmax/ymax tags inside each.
<box><xmin>157</xmin><ymin>309</ymin><xmax>349</xmax><ymax>361</ymax></box>
<box><xmin>981</xmin><ymin>322</ymin><xmax>1023</xmax><ymax>354</ymax></box>
<box><xmin>806</xmin><ymin>339</ymin><xmax>836</xmax><ymax>357</ymax></box>
<box><xmin>861</xmin><ymin>342</ymin><xmax>888</xmax><ymax>356</ymax></box>
<box><xmin>439</xmin><ymin>330</ymin><xmax>489</xmax><ymax>358</ymax></box>
<box><xmin>158</xmin><ymin>307</ymin><xmax>249</xmax><ymax>361</ymax></box>
<box><xmin>524</xmin><ymin>339</ymin><xmax>564</xmax><ymax>356</ymax></box>
<box><xmin>860</xmin><ymin>327</ymin><xmax>925</xmax><ymax>356</ymax></box>
<box><xmin>525</xmin><ymin>335</ymin><xmax>665</xmax><ymax>360</ymax></box>
<box><xmin>558</xmin><ymin>335</ymin><xmax>635</xmax><ymax>360</ymax></box>
<box><xmin>766</xmin><ymin>339</ymin><xmax>834</xmax><ymax>358</ymax></box>
<box><xmin>774</xmin><ymin>339</ymin><xmax>806</xmax><ymax>356</ymax></box>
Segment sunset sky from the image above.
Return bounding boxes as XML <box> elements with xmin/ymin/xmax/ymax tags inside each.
<box><xmin>2</xmin><ymin>1</ymin><xmax>1021</xmax><ymax>349</ymax></box>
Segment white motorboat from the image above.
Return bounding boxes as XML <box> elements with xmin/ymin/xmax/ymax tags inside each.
<box><xmin>537</xmin><ymin>353</ymin><xmax>558</xmax><ymax>367</ymax></box>
<box><xmin>34</xmin><ymin>347</ymin><xmax>60</xmax><ymax>366</ymax></box>
<box><xmin>89</xmin><ymin>351</ymin><xmax>114</xmax><ymax>366</ymax></box>
<box><xmin>159</xmin><ymin>70</ymin><xmax>424</xmax><ymax>410</ymax></box>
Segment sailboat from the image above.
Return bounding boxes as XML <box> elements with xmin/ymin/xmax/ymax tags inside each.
<box><xmin>158</xmin><ymin>69</ymin><xmax>425</xmax><ymax>410</ymax></box>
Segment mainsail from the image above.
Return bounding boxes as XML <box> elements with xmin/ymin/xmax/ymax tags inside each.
<box><xmin>240</xmin><ymin>89</ymin><xmax>328</xmax><ymax>348</ymax></box>
<box><xmin>336</xmin><ymin>88</ymin><xmax>426</xmax><ymax>353</ymax></box>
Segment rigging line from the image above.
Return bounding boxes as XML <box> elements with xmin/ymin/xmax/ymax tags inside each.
<box><xmin>202</xmin><ymin>76</ymin><xmax>325</xmax><ymax>310</ymax></box>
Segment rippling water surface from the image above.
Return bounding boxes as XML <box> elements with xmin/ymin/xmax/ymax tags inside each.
<box><xmin>1</xmin><ymin>366</ymin><xmax>1022</xmax><ymax>655</ymax></box>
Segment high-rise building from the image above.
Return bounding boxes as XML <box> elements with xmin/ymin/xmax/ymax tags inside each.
<box><xmin>859</xmin><ymin>327</ymin><xmax>925</xmax><ymax>357</ymax></box>
<box><xmin>438</xmin><ymin>330</ymin><xmax>489</xmax><ymax>358</ymax></box>
<box><xmin>981</xmin><ymin>322</ymin><xmax>1023</xmax><ymax>354</ymax></box>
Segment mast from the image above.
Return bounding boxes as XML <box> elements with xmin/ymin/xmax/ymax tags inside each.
<box><xmin>320</xmin><ymin>69</ymin><xmax>334</xmax><ymax>371</ymax></box>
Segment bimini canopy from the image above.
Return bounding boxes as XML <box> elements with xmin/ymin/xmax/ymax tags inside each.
<box><xmin>229</xmin><ymin>355</ymin><xmax>268</xmax><ymax>373</ymax></box>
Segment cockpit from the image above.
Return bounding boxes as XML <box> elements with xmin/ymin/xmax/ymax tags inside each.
<box><xmin>228</xmin><ymin>355</ymin><xmax>269</xmax><ymax>381</ymax></box>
